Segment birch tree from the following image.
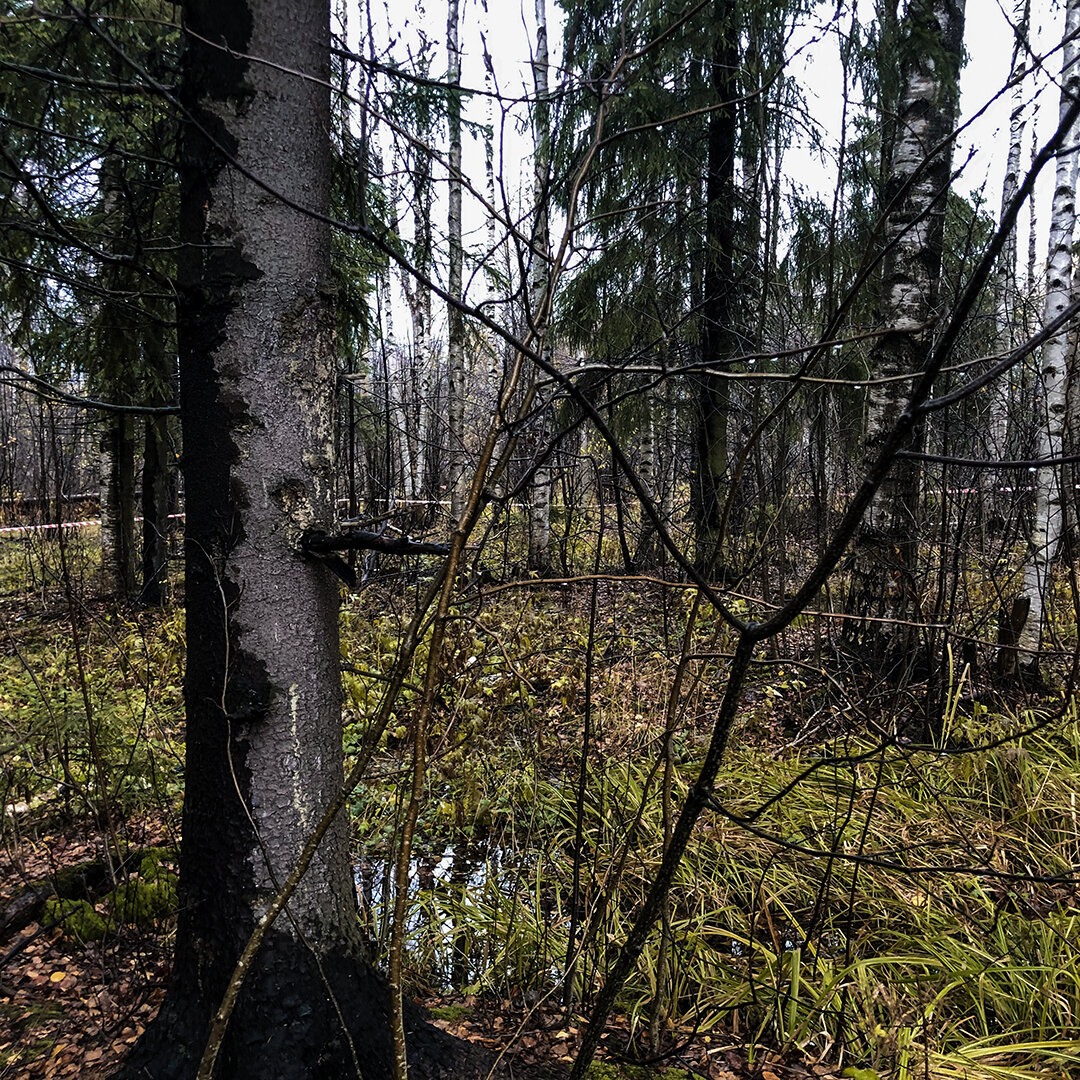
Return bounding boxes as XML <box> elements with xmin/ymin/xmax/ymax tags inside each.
<box><xmin>990</xmin><ymin>0</ymin><xmax>1032</xmax><ymax>457</ymax></box>
<box><xmin>1013</xmin><ymin>0</ymin><xmax>1080</xmax><ymax>677</ymax></box>
<box><xmin>528</xmin><ymin>0</ymin><xmax>554</xmax><ymax>573</ymax></box>
<box><xmin>847</xmin><ymin>0</ymin><xmax>966</xmax><ymax>664</ymax></box>
<box><xmin>447</xmin><ymin>0</ymin><xmax>467</xmax><ymax>519</ymax></box>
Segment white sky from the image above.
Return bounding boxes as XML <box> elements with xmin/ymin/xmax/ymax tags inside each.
<box><xmin>368</xmin><ymin>0</ymin><xmax>1069</xmax><ymax>321</ymax></box>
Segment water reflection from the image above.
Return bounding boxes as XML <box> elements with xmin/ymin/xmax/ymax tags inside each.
<box><xmin>354</xmin><ymin>844</ymin><xmax>545</xmax><ymax>992</ymax></box>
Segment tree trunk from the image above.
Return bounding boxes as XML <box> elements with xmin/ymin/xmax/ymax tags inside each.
<box><xmin>990</xmin><ymin>0</ymin><xmax>1031</xmax><ymax>458</ymax></box>
<box><xmin>115</xmin><ymin>3</ymin><xmax>470</xmax><ymax>1077</ymax></box>
<box><xmin>527</xmin><ymin>0</ymin><xmax>554</xmax><ymax>575</ymax></box>
<box><xmin>1013</xmin><ymin>0</ymin><xmax>1080</xmax><ymax>679</ymax></box>
<box><xmin>691</xmin><ymin>0</ymin><xmax>738</xmax><ymax>575</ymax></box>
<box><xmin>96</xmin><ymin>152</ymin><xmax>139</xmax><ymax>599</ymax></box>
<box><xmin>846</xmin><ymin>0</ymin><xmax>966</xmax><ymax>668</ymax></box>
<box><xmin>400</xmin><ymin>93</ymin><xmax>435</xmax><ymax>526</ymax></box>
<box><xmin>139</xmin><ymin>413</ymin><xmax>173</xmax><ymax>606</ymax></box>
<box><xmin>447</xmin><ymin>0</ymin><xmax>467</xmax><ymax>521</ymax></box>
<box><xmin>139</xmin><ymin>316</ymin><xmax>176</xmax><ymax>606</ymax></box>
<box><xmin>98</xmin><ymin>413</ymin><xmax>137</xmax><ymax>598</ymax></box>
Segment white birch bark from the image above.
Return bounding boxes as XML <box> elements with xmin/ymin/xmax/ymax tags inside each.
<box><xmin>483</xmin><ymin>8</ymin><xmax>503</xmax><ymax>384</ymax></box>
<box><xmin>378</xmin><ymin>172</ymin><xmax>417</xmax><ymax>509</ymax></box>
<box><xmin>527</xmin><ymin>0</ymin><xmax>553</xmax><ymax>572</ymax></box>
<box><xmin>851</xmin><ymin>0</ymin><xmax>965</xmax><ymax>658</ymax></box>
<box><xmin>1016</xmin><ymin>0</ymin><xmax>1080</xmax><ymax>665</ymax></box>
<box><xmin>447</xmin><ymin>0</ymin><xmax>467</xmax><ymax>519</ymax></box>
<box><xmin>400</xmin><ymin>107</ymin><xmax>434</xmax><ymax>515</ymax></box>
<box><xmin>864</xmin><ymin>0</ymin><xmax>966</xmax><ymax>539</ymax></box>
<box><xmin>1028</xmin><ymin>116</ymin><xmax>1040</xmax><ymax>314</ymax></box>
<box><xmin>991</xmin><ymin>0</ymin><xmax>1031</xmax><ymax>456</ymax></box>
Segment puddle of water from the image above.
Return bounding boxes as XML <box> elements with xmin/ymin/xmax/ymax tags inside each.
<box><xmin>355</xmin><ymin>844</ymin><xmax>553</xmax><ymax>992</ymax></box>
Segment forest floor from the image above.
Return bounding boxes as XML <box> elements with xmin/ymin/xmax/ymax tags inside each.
<box><xmin>3</xmin><ymin>565</ymin><xmax>1079</xmax><ymax>1080</ymax></box>
<box><xmin>0</xmin><ymin>818</ymin><xmax>170</xmax><ymax>1080</ymax></box>
<box><xmin>0</xmin><ymin>817</ymin><xmax>843</xmax><ymax>1080</ymax></box>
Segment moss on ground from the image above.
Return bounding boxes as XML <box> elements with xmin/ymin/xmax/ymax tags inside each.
<box><xmin>106</xmin><ymin>875</ymin><xmax>177</xmax><ymax>927</ymax></box>
<box><xmin>42</xmin><ymin>897</ymin><xmax>108</xmax><ymax>942</ymax></box>
<box><xmin>429</xmin><ymin>1004</ymin><xmax>474</xmax><ymax>1022</ymax></box>
<box><xmin>583</xmin><ymin>1064</ymin><xmax>697</xmax><ymax>1080</ymax></box>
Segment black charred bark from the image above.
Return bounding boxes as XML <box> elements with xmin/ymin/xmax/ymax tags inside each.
<box><xmin>113</xmin><ymin>3</ymin><xmax>482</xmax><ymax>1078</ymax></box>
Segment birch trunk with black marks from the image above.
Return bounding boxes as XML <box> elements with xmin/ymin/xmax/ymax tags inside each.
<box><xmin>447</xmin><ymin>0</ymin><xmax>467</xmax><ymax>520</ymax></box>
<box><xmin>527</xmin><ymin>0</ymin><xmax>553</xmax><ymax>574</ymax></box>
<box><xmin>1013</xmin><ymin>0</ymin><xmax>1080</xmax><ymax>678</ymax></box>
<box><xmin>97</xmin><ymin>412</ymin><xmax>136</xmax><ymax>597</ymax></box>
<box><xmin>114</xmin><ymin>3</ymin><xmax>470</xmax><ymax>1077</ymax></box>
<box><xmin>990</xmin><ymin>0</ymin><xmax>1031</xmax><ymax>458</ymax></box>
<box><xmin>845</xmin><ymin>0</ymin><xmax>965</xmax><ymax>669</ymax></box>
<box><xmin>400</xmin><ymin>100</ymin><xmax>435</xmax><ymax>522</ymax></box>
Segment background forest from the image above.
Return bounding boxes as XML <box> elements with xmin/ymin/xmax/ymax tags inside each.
<box><xmin>2</xmin><ymin>1</ymin><xmax>1080</xmax><ymax>1079</ymax></box>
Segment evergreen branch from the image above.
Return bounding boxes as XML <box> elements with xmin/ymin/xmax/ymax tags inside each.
<box><xmin>0</xmin><ymin>364</ymin><xmax>179</xmax><ymax>415</ymax></box>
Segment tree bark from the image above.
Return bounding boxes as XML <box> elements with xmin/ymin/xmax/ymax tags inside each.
<box><xmin>527</xmin><ymin>0</ymin><xmax>554</xmax><ymax>575</ymax></box>
<box><xmin>990</xmin><ymin>0</ymin><xmax>1030</xmax><ymax>459</ymax></box>
<box><xmin>1014</xmin><ymin>0</ymin><xmax>1080</xmax><ymax>677</ymax></box>
<box><xmin>98</xmin><ymin>412</ymin><xmax>137</xmax><ymax>597</ymax></box>
<box><xmin>114</xmin><ymin>4</ymin><xmax>472</xmax><ymax>1077</ymax></box>
<box><xmin>96</xmin><ymin>152</ymin><xmax>138</xmax><ymax>598</ymax></box>
<box><xmin>139</xmin><ymin>314</ymin><xmax>176</xmax><ymax>606</ymax></box>
<box><xmin>447</xmin><ymin>0</ymin><xmax>467</xmax><ymax>521</ymax></box>
<box><xmin>846</xmin><ymin>0</ymin><xmax>966</xmax><ymax>667</ymax></box>
<box><xmin>691</xmin><ymin>0</ymin><xmax>738</xmax><ymax>575</ymax></box>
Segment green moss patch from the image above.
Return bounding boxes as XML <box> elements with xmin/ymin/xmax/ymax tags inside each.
<box><xmin>43</xmin><ymin>897</ymin><xmax>108</xmax><ymax>942</ymax></box>
<box><xmin>105</xmin><ymin>876</ymin><xmax>177</xmax><ymax>927</ymax></box>
<box><xmin>583</xmin><ymin>1064</ymin><xmax>697</xmax><ymax>1080</ymax></box>
<box><xmin>429</xmin><ymin>1004</ymin><xmax>474</xmax><ymax>1023</ymax></box>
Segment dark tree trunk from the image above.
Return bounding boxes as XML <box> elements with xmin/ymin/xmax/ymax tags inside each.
<box><xmin>691</xmin><ymin>0</ymin><xmax>738</xmax><ymax>575</ymax></box>
<box><xmin>96</xmin><ymin>150</ymin><xmax>139</xmax><ymax>600</ymax></box>
<box><xmin>139</xmin><ymin>412</ymin><xmax>173</xmax><ymax>606</ymax></box>
<box><xmin>140</xmin><ymin>317</ymin><xmax>176</xmax><ymax>607</ymax></box>
<box><xmin>114</xmin><ymin>3</ymin><xmax>481</xmax><ymax>1077</ymax></box>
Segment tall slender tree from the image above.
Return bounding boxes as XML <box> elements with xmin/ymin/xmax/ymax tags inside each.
<box><xmin>1014</xmin><ymin>0</ymin><xmax>1080</xmax><ymax>678</ymax></box>
<box><xmin>446</xmin><ymin>0</ymin><xmax>467</xmax><ymax>520</ymax></box>
<box><xmin>991</xmin><ymin>0</ymin><xmax>1032</xmax><ymax>458</ymax></box>
<box><xmin>692</xmin><ymin>0</ymin><xmax>740</xmax><ymax>573</ymax></box>
<box><xmin>527</xmin><ymin>0</ymin><xmax>554</xmax><ymax>573</ymax></box>
<box><xmin>846</xmin><ymin>0</ymin><xmax>966</xmax><ymax>666</ymax></box>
